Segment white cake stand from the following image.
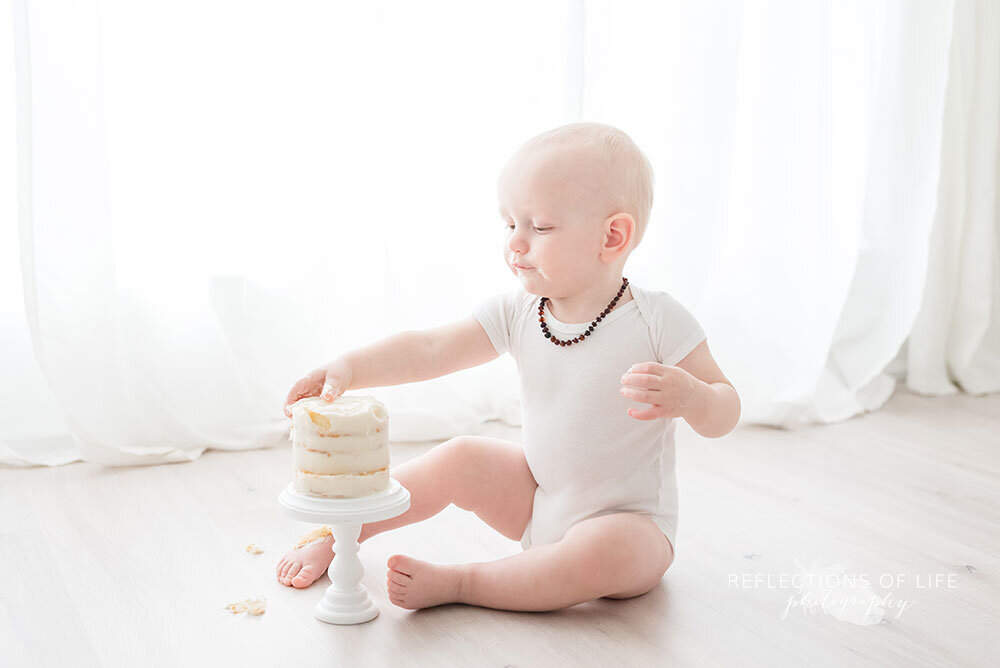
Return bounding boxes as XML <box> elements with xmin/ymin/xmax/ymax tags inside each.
<box><xmin>278</xmin><ymin>478</ymin><xmax>410</xmax><ymax>625</ymax></box>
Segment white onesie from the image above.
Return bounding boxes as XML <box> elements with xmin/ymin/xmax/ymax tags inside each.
<box><xmin>473</xmin><ymin>283</ymin><xmax>706</xmax><ymax>554</ymax></box>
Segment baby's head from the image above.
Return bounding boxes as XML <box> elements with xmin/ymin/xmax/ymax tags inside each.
<box><xmin>497</xmin><ymin>122</ymin><xmax>654</xmax><ymax>298</ymax></box>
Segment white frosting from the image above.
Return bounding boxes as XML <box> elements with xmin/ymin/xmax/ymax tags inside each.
<box><xmin>289</xmin><ymin>395</ymin><xmax>387</xmax><ymax>436</ymax></box>
<box><xmin>293</xmin><ymin>469</ymin><xmax>389</xmax><ymax>498</ymax></box>
<box><xmin>288</xmin><ymin>394</ymin><xmax>390</xmax><ymax>498</ymax></box>
<box><xmin>289</xmin><ymin>430</ymin><xmax>388</xmax><ymax>452</ymax></box>
<box><xmin>293</xmin><ymin>441</ymin><xmax>388</xmax><ymax>475</ymax></box>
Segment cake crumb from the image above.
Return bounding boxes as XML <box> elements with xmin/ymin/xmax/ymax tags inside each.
<box><xmin>244</xmin><ymin>543</ymin><xmax>265</xmax><ymax>554</ymax></box>
<box><xmin>294</xmin><ymin>525</ymin><xmax>333</xmax><ymax>549</ymax></box>
<box><xmin>226</xmin><ymin>597</ymin><xmax>266</xmax><ymax>616</ymax></box>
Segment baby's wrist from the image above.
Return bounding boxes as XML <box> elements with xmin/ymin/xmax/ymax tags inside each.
<box><xmin>682</xmin><ymin>377</ymin><xmax>712</xmax><ymax>423</ymax></box>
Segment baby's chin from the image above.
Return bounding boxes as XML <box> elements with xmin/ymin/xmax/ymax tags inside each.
<box><xmin>515</xmin><ymin>274</ymin><xmax>546</xmax><ymax>296</ymax></box>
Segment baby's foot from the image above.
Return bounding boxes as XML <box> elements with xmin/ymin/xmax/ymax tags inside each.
<box><xmin>386</xmin><ymin>555</ymin><xmax>468</xmax><ymax>610</ymax></box>
<box><xmin>276</xmin><ymin>530</ymin><xmax>335</xmax><ymax>589</ymax></box>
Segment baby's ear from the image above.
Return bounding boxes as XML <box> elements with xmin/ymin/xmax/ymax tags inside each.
<box><xmin>602</xmin><ymin>213</ymin><xmax>635</xmax><ymax>258</ymax></box>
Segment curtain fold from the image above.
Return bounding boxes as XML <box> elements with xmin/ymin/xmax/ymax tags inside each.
<box><xmin>802</xmin><ymin>0</ymin><xmax>959</xmax><ymax>425</ymax></box>
<box><xmin>906</xmin><ymin>0</ymin><xmax>1000</xmax><ymax>397</ymax></box>
<box><xmin>3</xmin><ymin>0</ymin><xmax>997</xmax><ymax>467</ymax></box>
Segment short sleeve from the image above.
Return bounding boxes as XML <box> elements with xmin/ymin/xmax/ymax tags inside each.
<box><xmin>653</xmin><ymin>292</ymin><xmax>706</xmax><ymax>366</ymax></box>
<box><xmin>472</xmin><ymin>289</ymin><xmax>521</xmax><ymax>356</ymax></box>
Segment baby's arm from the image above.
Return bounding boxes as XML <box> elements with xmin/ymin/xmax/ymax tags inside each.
<box><xmin>284</xmin><ymin>316</ymin><xmax>500</xmax><ymax>414</ymax></box>
<box><xmin>621</xmin><ymin>340</ymin><xmax>740</xmax><ymax>438</ymax></box>
<box><xmin>339</xmin><ymin>330</ymin><xmax>438</xmax><ymax>390</ymax></box>
<box><xmin>346</xmin><ymin>315</ymin><xmax>500</xmax><ymax>390</ymax></box>
<box><xmin>673</xmin><ymin>340</ymin><xmax>740</xmax><ymax>438</ymax></box>
<box><xmin>421</xmin><ymin>314</ymin><xmax>501</xmax><ymax>376</ymax></box>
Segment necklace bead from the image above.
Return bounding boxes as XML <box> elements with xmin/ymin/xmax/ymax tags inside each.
<box><xmin>538</xmin><ymin>277</ymin><xmax>628</xmax><ymax>347</ymax></box>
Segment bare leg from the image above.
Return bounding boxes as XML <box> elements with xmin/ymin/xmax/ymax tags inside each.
<box><xmin>277</xmin><ymin>441</ymin><xmax>460</xmax><ymax>587</ymax></box>
<box><xmin>386</xmin><ymin>512</ymin><xmax>673</xmax><ymax>611</ymax></box>
<box><xmin>356</xmin><ymin>441</ymin><xmax>469</xmax><ymax>544</ymax></box>
<box><xmin>278</xmin><ymin>436</ymin><xmax>536</xmax><ymax>588</ymax></box>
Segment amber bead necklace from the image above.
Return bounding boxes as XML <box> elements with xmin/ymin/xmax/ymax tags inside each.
<box><xmin>538</xmin><ymin>277</ymin><xmax>628</xmax><ymax>346</ymax></box>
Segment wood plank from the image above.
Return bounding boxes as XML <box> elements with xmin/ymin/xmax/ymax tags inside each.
<box><xmin>0</xmin><ymin>387</ymin><xmax>996</xmax><ymax>666</ymax></box>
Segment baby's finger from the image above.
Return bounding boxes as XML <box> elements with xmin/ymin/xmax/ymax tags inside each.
<box><xmin>627</xmin><ymin>406</ymin><xmax>663</xmax><ymax>420</ymax></box>
<box><xmin>627</xmin><ymin>362</ymin><xmax>665</xmax><ymax>376</ymax></box>
<box><xmin>620</xmin><ymin>372</ymin><xmax>660</xmax><ymax>389</ymax></box>
<box><xmin>284</xmin><ymin>390</ymin><xmax>303</xmax><ymax>411</ymax></box>
<box><xmin>620</xmin><ymin>385</ymin><xmax>659</xmax><ymax>403</ymax></box>
<box><xmin>321</xmin><ymin>382</ymin><xmax>337</xmax><ymax>401</ymax></box>
<box><xmin>284</xmin><ymin>382</ymin><xmax>312</xmax><ymax>415</ymax></box>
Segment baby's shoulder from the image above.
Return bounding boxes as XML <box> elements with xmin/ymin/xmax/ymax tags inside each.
<box><xmin>631</xmin><ymin>284</ymin><xmax>699</xmax><ymax>324</ymax></box>
<box><xmin>632</xmin><ymin>283</ymin><xmax>681</xmax><ymax>310</ymax></box>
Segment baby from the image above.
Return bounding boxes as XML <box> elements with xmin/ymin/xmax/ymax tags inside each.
<box><xmin>276</xmin><ymin>122</ymin><xmax>740</xmax><ymax>612</ymax></box>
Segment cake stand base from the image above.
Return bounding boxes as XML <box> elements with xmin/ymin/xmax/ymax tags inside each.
<box><xmin>278</xmin><ymin>478</ymin><xmax>410</xmax><ymax>625</ymax></box>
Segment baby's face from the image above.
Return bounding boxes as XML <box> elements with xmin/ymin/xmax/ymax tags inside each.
<box><xmin>497</xmin><ymin>145</ymin><xmax>617</xmax><ymax>297</ymax></box>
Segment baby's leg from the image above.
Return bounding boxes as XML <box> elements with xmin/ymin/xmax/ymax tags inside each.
<box><xmin>277</xmin><ymin>436</ymin><xmax>536</xmax><ymax>588</ymax></box>
<box><xmin>362</xmin><ymin>435</ymin><xmax>536</xmax><ymax>543</ymax></box>
<box><xmin>470</xmin><ymin>512</ymin><xmax>673</xmax><ymax>610</ymax></box>
<box><xmin>387</xmin><ymin>512</ymin><xmax>673</xmax><ymax>611</ymax></box>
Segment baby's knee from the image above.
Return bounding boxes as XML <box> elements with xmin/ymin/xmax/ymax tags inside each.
<box><xmin>563</xmin><ymin>521</ymin><xmax>647</xmax><ymax>585</ymax></box>
<box><xmin>428</xmin><ymin>436</ymin><xmax>479</xmax><ymax>488</ymax></box>
<box><xmin>436</xmin><ymin>435</ymin><xmax>475</xmax><ymax>467</ymax></box>
<box><xmin>434</xmin><ymin>436</ymin><xmax>534</xmax><ymax>522</ymax></box>
<box><xmin>439</xmin><ymin>435</ymin><xmax>506</xmax><ymax>470</ymax></box>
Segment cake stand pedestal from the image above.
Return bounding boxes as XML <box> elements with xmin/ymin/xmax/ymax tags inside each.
<box><xmin>278</xmin><ymin>478</ymin><xmax>410</xmax><ymax>625</ymax></box>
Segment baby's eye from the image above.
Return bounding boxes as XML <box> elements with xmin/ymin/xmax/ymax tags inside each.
<box><xmin>505</xmin><ymin>223</ymin><xmax>550</xmax><ymax>232</ymax></box>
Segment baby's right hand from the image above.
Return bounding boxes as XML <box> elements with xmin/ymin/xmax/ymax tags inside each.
<box><xmin>282</xmin><ymin>358</ymin><xmax>354</xmax><ymax>418</ymax></box>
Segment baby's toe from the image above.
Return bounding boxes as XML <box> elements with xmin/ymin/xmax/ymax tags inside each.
<box><xmin>291</xmin><ymin>564</ymin><xmax>320</xmax><ymax>589</ymax></box>
<box><xmin>387</xmin><ymin>554</ymin><xmax>419</xmax><ymax>577</ymax></box>
<box><xmin>286</xmin><ymin>562</ymin><xmax>303</xmax><ymax>582</ymax></box>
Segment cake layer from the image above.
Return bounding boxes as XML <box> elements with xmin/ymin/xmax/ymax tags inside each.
<box><xmin>293</xmin><ymin>441</ymin><xmax>388</xmax><ymax>476</ymax></box>
<box><xmin>288</xmin><ymin>394</ymin><xmax>391</xmax><ymax>499</ymax></box>
<box><xmin>293</xmin><ymin>468</ymin><xmax>389</xmax><ymax>498</ymax></box>
<box><xmin>289</xmin><ymin>395</ymin><xmax>388</xmax><ymax>437</ymax></box>
<box><xmin>289</xmin><ymin>428</ymin><xmax>388</xmax><ymax>453</ymax></box>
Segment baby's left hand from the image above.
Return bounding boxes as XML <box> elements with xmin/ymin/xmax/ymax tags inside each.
<box><xmin>620</xmin><ymin>362</ymin><xmax>703</xmax><ymax>421</ymax></box>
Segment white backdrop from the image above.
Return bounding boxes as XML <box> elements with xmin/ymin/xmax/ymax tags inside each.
<box><xmin>2</xmin><ymin>0</ymin><xmax>997</xmax><ymax>467</ymax></box>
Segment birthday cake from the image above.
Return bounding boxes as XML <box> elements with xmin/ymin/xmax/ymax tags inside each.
<box><xmin>287</xmin><ymin>395</ymin><xmax>389</xmax><ymax>498</ymax></box>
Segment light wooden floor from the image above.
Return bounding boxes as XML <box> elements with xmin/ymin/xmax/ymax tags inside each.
<box><xmin>1</xmin><ymin>386</ymin><xmax>997</xmax><ymax>667</ymax></box>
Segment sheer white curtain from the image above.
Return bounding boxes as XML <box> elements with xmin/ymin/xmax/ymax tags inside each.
<box><xmin>596</xmin><ymin>0</ymin><xmax>998</xmax><ymax>426</ymax></box>
<box><xmin>907</xmin><ymin>0</ymin><xmax>1000</xmax><ymax>397</ymax></box>
<box><xmin>2</xmin><ymin>0</ymin><xmax>997</xmax><ymax>467</ymax></box>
